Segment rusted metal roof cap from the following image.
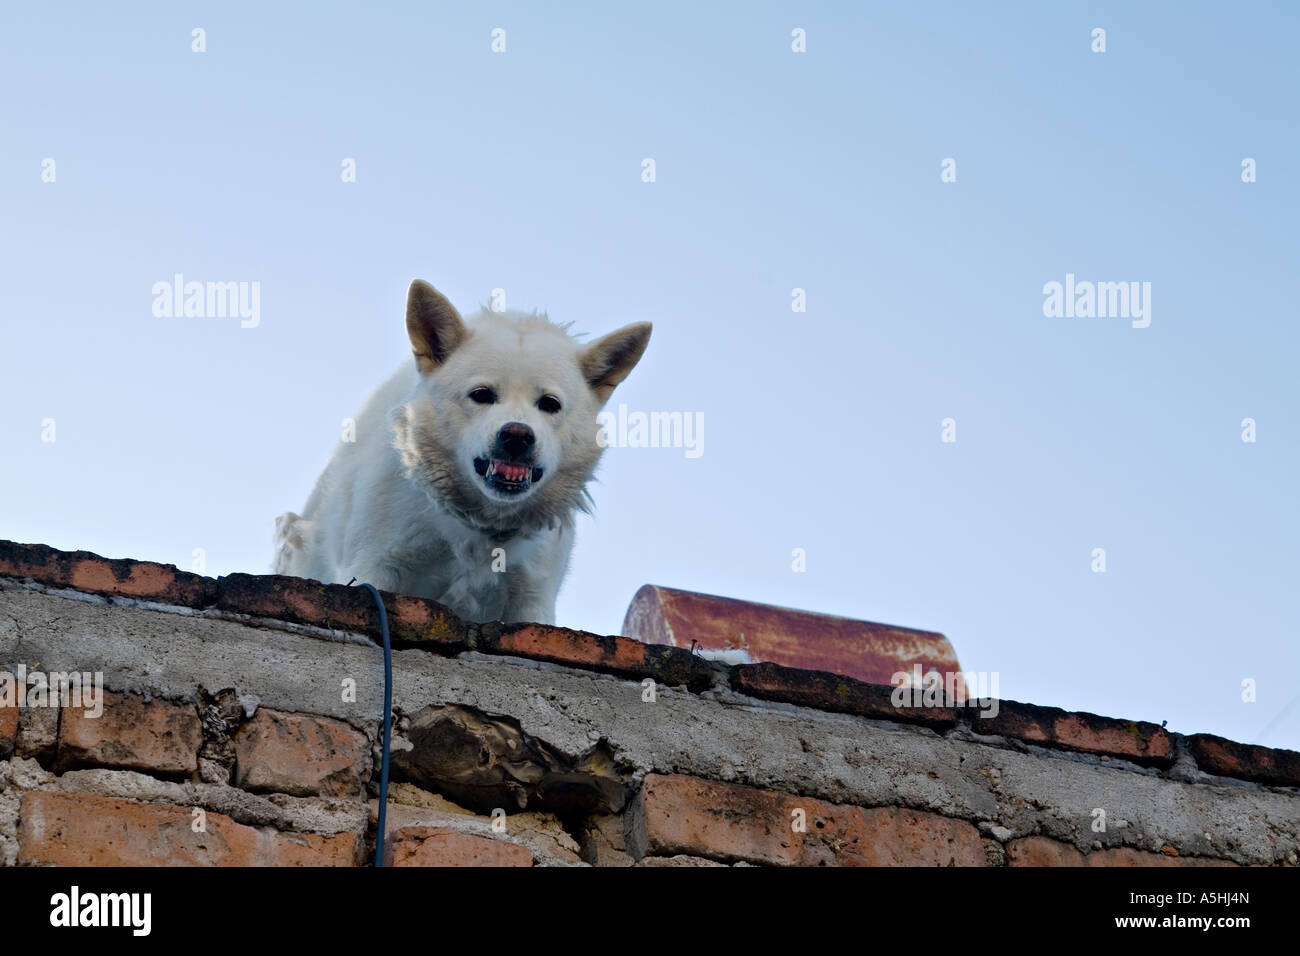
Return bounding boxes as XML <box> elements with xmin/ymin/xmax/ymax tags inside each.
<box><xmin>622</xmin><ymin>584</ymin><xmax>960</xmax><ymax>687</ymax></box>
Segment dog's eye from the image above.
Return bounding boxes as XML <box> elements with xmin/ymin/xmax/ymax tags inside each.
<box><xmin>468</xmin><ymin>387</ymin><xmax>497</xmax><ymax>405</ymax></box>
<box><xmin>537</xmin><ymin>395</ymin><xmax>562</xmax><ymax>414</ymax></box>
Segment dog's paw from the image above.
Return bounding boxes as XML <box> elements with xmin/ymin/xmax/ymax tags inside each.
<box><xmin>273</xmin><ymin>512</ymin><xmax>311</xmax><ymax>571</ymax></box>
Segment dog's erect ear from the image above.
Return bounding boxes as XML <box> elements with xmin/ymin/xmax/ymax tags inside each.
<box><xmin>406</xmin><ymin>280</ymin><xmax>468</xmax><ymax>374</ymax></box>
<box><xmin>579</xmin><ymin>322</ymin><xmax>652</xmax><ymax>404</ymax></box>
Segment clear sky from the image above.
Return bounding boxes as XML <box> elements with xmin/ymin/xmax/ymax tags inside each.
<box><xmin>2</xmin><ymin>2</ymin><xmax>1296</xmax><ymax>750</ymax></box>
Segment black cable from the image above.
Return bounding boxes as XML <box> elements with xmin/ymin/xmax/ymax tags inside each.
<box><xmin>360</xmin><ymin>583</ymin><xmax>393</xmax><ymax>867</ymax></box>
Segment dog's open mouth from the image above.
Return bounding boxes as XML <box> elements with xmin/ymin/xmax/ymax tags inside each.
<box><xmin>473</xmin><ymin>457</ymin><xmax>544</xmax><ymax>495</ymax></box>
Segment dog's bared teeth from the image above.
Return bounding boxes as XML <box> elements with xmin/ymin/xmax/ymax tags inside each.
<box><xmin>482</xmin><ymin>457</ymin><xmax>536</xmax><ymax>488</ymax></box>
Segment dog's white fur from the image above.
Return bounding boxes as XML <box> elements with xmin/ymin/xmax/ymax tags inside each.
<box><xmin>273</xmin><ymin>280</ymin><xmax>651</xmax><ymax>623</ymax></box>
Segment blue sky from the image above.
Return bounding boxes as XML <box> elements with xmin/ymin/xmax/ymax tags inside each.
<box><xmin>2</xmin><ymin>2</ymin><xmax>1296</xmax><ymax>750</ymax></box>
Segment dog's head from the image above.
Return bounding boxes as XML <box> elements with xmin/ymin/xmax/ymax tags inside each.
<box><xmin>392</xmin><ymin>280</ymin><xmax>651</xmax><ymax>534</ymax></box>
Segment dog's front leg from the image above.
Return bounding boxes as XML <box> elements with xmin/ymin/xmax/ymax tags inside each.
<box><xmin>500</xmin><ymin>528</ymin><xmax>572</xmax><ymax>625</ymax></box>
<box><xmin>501</xmin><ymin>587</ymin><xmax>556</xmax><ymax>625</ymax></box>
<box><xmin>501</xmin><ymin>558</ymin><xmax>555</xmax><ymax>623</ymax></box>
<box><xmin>343</xmin><ymin>556</ymin><xmax>404</xmax><ymax>595</ymax></box>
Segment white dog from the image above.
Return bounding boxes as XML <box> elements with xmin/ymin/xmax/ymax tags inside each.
<box><xmin>274</xmin><ymin>280</ymin><xmax>651</xmax><ymax>624</ymax></box>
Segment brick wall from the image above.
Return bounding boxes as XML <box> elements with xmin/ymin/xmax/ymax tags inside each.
<box><xmin>1</xmin><ymin>540</ymin><xmax>1297</xmax><ymax>867</ymax></box>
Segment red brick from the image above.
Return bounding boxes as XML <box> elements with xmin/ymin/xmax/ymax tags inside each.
<box><xmin>478</xmin><ymin>622</ymin><xmax>715</xmax><ymax>691</ymax></box>
<box><xmin>214</xmin><ymin>573</ymin><xmax>468</xmax><ymax>650</ymax></box>
<box><xmin>624</xmin><ymin>584</ymin><xmax>961</xmax><ymax>687</ymax></box>
<box><xmin>0</xmin><ymin>540</ymin><xmax>472</xmax><ymax>650</ymax></box>
<box><xmin>58</xmin><ymin>690</ymin><xmax>201</xmax><ymax>776</ymax></box>
<box><xmin>18</xmin><ymin>791</ymin><xmax>359</xmax><ymax>866</ymax></box>
<box><xmin>1006</xmin><ymin>836</ymin><xmax>1236</xmax><ymax>867</ymax></box>
<box><xmin>731</xmin><ymin>662</ymin><xmax>956</xmax><ymax>729</ymax></box>
<box><xmin>631</xmin><ymin>773</ymin><xmax>985</xmax><ymax>867</ymax></box>
<box><xmin>385</xmin><ymin>826</ymin><xmax>533</xmax><ymax>867</ymax></box>
<box><xmin>233</xmin><ymin>709</ymin><xmax>369</xmax><ymax>797</ymax></box>
<box><xmin>0</xmin><ymin>540</ymin><xmax>214</xmax><ymax>606</ymax></box>
<box><xmin>976</xmin><ymin>700</ymin><xmax>1173</xmax><ymax>765</ymax></box>
<box><xmin>0</xmin><ymin>702</ymin><xmax>16</xmax><ymax>758</ymax></box>
<box><xmin>579</xmin><ymin>813</ymin><xmax>635</xmax><ymax>867</ymax></box>
<box><xmin>1186</xmin><ymin>734</ymin><xmax>1300</xmax><ymax>788</ymax></box>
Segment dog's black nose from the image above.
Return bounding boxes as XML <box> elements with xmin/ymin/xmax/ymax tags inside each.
<box><xmin>497</xmin><ymin>422</ymin><xmax>535</xmax><ymax>459</ymax></box>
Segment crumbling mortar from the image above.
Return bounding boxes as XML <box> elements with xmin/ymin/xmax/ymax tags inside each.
<box><xmin>6</xmin><ymin>575</ymin><xmax>1292</xmax><ymax>800</ymax></box>
<box><xmin>9</xmin><ymin>763</ymin><xmax>368</xmax><ymax>837</ymax></box>
<box><xmin>953</xmin><ymin>720</ymin><xmax>1164</xmax><ymax>777</ymax></box>
<box><xmin>4</xmin><ymin>578</ymin><xmax>1298</xmax><ymax>867</ymax></box>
